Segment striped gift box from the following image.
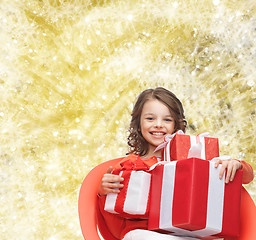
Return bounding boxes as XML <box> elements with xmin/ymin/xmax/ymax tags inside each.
<box><xmin>104</xmin><ymin>158</ymin><xmax>151</xmax><ymax>219</ymax></box>
<box><xmin>148</xmin><ymin>158</ymin><xmax>243</xmax><ymax>238</ymax></box>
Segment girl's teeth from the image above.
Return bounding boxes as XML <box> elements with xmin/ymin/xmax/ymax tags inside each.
<box><xmin>152</xmin><ymin>132</ymin><xmax>164</xmax><ymax>135</ymax></box>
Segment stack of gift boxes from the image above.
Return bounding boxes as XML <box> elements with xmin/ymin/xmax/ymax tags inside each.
<box><xmin>104</xmin><ymin>132</ymin><xmax>243</xmax><ymax>239</ymax></box>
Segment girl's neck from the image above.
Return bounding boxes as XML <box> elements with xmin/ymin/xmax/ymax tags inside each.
<box><xmin>140</xmin><ymin>150</ymin><xmax>162</xmax><ymax>159</ymax></box>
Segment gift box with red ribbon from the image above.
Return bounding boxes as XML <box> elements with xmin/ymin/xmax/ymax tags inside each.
<box><xmin>104</xmin><ymin>158</ymin><xmax>151</xmax><ymax>219</ymax></box>
<box><xmin>148</xmin><ymin>158</ymin><xmax>243</xmax><ymax>238</ymax></box>
<box><xmin>156</xmin><ymin>131</ymin><xmax>219</xmax><ymax>161</ymax></box>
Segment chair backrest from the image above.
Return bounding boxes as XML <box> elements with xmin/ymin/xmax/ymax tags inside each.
<box><xmin>78</xmin><ymin>159</ymin><xmax>256</xmax><ymax>240</ymax></box>
<box><xmin>239</xmin><ymin>187</ymin><xmax>256</xmax><ymax>240</ymax></box>
<box><xmin>78</xmin><ymin>158</ymin><xmax>122</xmax><ymax>240</ymax></box>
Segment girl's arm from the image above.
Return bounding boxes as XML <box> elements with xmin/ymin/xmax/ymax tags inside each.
<box><xmin>97</xmin><ymin>166</ymin><xmax>148</xmax><ymax>239</ymax></box>
<box><xmin>239</xmin><ymin>160</ymin><xmax>254</xmax><ymax>184</ymax></box>
<box><xmin>215</xmin><ymin>158</ymin><xmax>254</xmax><ymax>184</ymax></box>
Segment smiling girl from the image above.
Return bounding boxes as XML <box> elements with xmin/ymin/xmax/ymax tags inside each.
<box><xmin>97</xmin><ymin>87</ymin><xmax>254</xmax><ymax>240</ymax></box>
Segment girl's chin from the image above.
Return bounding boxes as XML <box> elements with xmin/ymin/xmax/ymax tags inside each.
<box><xmin>149</xmin><ymin>140</ymin><xmax>164</xmax><ymax>149</ymax></box>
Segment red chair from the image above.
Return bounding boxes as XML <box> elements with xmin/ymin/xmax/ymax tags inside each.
<box><xmin>78</xmin><ymin>159</ymin><xmax>256</xmax><ymax>240</ymax></box>
<box><xmin>78</xmin><ymin>158</ymin><xmax>122</xmax><ymax>240</ymax></box>
<box><xmin>239</xmin><ymin>187</ymin><xmax>256</xmax><ymax>240</ymax></box>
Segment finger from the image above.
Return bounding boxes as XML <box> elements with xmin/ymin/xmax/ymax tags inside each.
<box><xmin>230</xmin><ymin>166</ymin><xmax>238</xmax><ymax>182</ymax></box>
<box><xmin>214</xmin><ymin>159</ymin><xmax>222</xmax><ymax>168</ymax></box>
<box><xmin>103</xmin><ymin>174</ymin><xmax>124</xmax><ymax>183</ymax></box>
<box><xmin>102</xmin><ymin>182</ymin><xmax>124</xmax><ymax>189</ymax></box>
<box><xmin>108</xmin><ymin>188</ymin><xmax>121</xmax><ymax>194</ymax></box>
<box><xmin>101</xmin><ymin>187</ymin><xmax>121</xmax><ymax>195</ymax></box>
<box><xmin>107</xmin><ymin>166</ymin><xmax>113</xmax><ymax>174</ymax></box>
<box><xmin>219</xmin><ymin>165</ymin><xmax>226</xmax><ymax>180</ymax></box>
<box><xmin>225</xmin><ymin>165</ymin><xmax>233</xmax><ymax>184</ymax></box>
<box><xmin>102</xmin><ymin>182</ymin><xmax>124</xmax><ymax>195</ymax></box>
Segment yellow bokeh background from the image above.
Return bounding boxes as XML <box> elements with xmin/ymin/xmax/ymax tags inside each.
<box><xmin>1</xmin><ymin>0</ymin><xmax>255</xmax><ymax>239</ymax></box>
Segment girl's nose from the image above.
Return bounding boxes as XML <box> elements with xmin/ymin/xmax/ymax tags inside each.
<box><xmin>155</xmin><ymin>119</ymin><xmax>163</xmax><ymax>127</ymax></box>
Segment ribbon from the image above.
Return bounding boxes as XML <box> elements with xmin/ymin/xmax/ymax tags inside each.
<box><xmin>211</xmin><ymin>155</ymin><xmax>232</xmax><ymax>162</ymax></box>
<box><xmin>187</xmin><ymin>132</ymin><xmax>210</xmax><ymax>159</ymax></box>
<box><xmin>112</xmin><ymin>158</ymin><xmax>150</xmax><ymax>175</ymax></box>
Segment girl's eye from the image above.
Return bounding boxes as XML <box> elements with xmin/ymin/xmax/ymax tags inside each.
<box><xmin>165</xmin><ymin>118</ymin><xmax>173</xmax><ymax>122</ymax></box>
<box><xmin>146</xmin><ymin>117</ymin><xmax>154</xmax><ymax>120</ymax></box>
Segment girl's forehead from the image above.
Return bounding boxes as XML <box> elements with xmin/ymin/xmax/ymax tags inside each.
<box><xmin>142</xmin><ymin>99</ymin><xmax>173</xmax><ymax>115</ymax></box>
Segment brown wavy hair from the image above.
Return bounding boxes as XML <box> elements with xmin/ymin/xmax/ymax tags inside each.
<box><xmin>127</xmin><ymin>87</ymin><xmax>187</xmax><ymax>156</ymax></box>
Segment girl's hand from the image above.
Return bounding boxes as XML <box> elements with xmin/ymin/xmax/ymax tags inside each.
<box><xmin>214</xmin><ymin>158</ymin><xmax>242</xmax><ymax>184</ymax></box>
<box><xmin>98</xmin><ymin>166</ymin><xmax>124</xmax><ymax>196</ymax></box>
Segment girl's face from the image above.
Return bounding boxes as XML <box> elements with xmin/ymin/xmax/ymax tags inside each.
<box><xmin>140</xmin><ymin>99</ymin><xmax>175</xmax><ymax>156</ymax></box>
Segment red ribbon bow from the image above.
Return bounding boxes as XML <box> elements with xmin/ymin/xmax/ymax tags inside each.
<box><xmin>120</xmin><ymin>158</ymin><xmax>150</xmax><ymax>171</ymax></box>
<box><xmin>112</xmin><ymin>158</ymin><xmax>150</xmax><ymax>175</ymax></box>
